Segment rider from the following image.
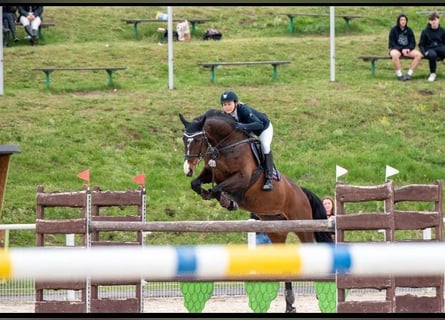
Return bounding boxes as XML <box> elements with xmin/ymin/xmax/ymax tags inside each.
<box><xmin>220</xmin><ymin>89</ymin><xmax>275</xmax><ymax>191</ymax></box>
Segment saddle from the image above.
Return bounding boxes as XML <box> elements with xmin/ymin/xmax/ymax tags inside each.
<box><xmin>249</xmin><ymin>138</ymin><xmax>281</xmax><ymax>181</ymax></box>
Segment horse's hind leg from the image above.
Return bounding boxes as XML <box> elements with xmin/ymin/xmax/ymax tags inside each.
<box><xmin>284</xmin><ymin>282</ymin><xmax>296</xmax><ymax>313</ymax></box>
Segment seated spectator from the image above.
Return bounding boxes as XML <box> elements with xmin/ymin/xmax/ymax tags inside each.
<box><xmin>2</xmin><ymin>6</ymin><xmax>19</xmax><ymax>47</ymax></box>
<box><xmin>419</xmin><ymin>12</ymin><xmax>445</xmax><ymax>82</ymax></box>
<box><xmin>18</xmin><ymin>5</ymin><xmax>43</xmax><ymax>45</ymax></box>
<box><xmin>388</xmin><ymin>13</ymin><xmax>422</xmax><ymax>81</ymax></box>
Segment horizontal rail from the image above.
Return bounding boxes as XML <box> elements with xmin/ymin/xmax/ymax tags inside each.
<box><xmin>3</xmin><ymin>243</ymin><xmax>445</xmax><ymax>281</ymax></box>
<box><xmin>0</xmin><ymin>224</ymin><xmax>36</xmax><ymax>230</ymax></box>
<box><xmin>89</xmin><ymin>220</ymin><xmax>335</xmax><ymax>233</ymax></box>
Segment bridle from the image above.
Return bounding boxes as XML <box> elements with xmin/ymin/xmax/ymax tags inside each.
<box><xmin>183</xmin><ymin>128</ymin><xmax>253</xmax><ymax>186</ymax></box>
<box><xmin>183</xmin><ymin>129</ymin><xmax>253</xmax><ymax>163</ymax></box>
<box><xmin>183</xmin><ymin>130</ymin><xmax>209</xmax><ymax>161</ymax></box>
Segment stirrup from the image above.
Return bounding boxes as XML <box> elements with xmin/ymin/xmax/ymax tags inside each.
<box><xmin>262</xmin><ymin>179</ymin><xmax>273</xmax><ymax>191</ymax></box>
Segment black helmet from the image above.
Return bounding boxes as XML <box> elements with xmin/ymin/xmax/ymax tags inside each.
<box><xmin>220</xmin><ymin>90</ymin><xmax>238</xmax><ymax>104</ymax></box>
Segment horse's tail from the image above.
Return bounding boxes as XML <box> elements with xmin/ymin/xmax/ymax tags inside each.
<box><xmin>301</xmin><ymin>187</ymin><xmax>334</xmax><ymax>243</ymax></box>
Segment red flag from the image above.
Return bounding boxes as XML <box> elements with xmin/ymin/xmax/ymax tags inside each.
<box><xmin>132</xmin><ymin>174</ymin><xmax>145</xmax><ymax>185</ymax></box>
<box><xmin>77</xmin><ymin>169</ymin><xmax>90</xmax><ymax>183</ymax></box>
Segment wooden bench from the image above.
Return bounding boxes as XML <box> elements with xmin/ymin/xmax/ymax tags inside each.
<box><xmin>197</xmin><ymin>61</ymin><xmax>291</xmax><ymax>83</ymax></box>
<box><xmin>282</xmin><ymin>13</ymin><xmax>363</xmax><ymax>33</ymax></box>
<box><xmin>15</xmin><ymin>21</ymin><xmax>56</xmax><ymax>38</ymax></box>
<box><xmin>359</xmin><ymin>55</ymin><xmax>444</xmax><ymax>76</ymax></box>
<box><xmin>121</xmin><ymin>18</ymin><xmax>211</xmax><ymax>38</ymax></box>
<box><xmin>416</xmin><ymin>10</ymin><xmax>445</xmax><ymax>15</ymax></box>
<box><xmin>33</xmin><ymin>67</ymin><xmax>127</xmax><ymax>89</ymax></box>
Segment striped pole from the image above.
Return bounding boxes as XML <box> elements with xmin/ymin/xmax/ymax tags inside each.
<box><xmin>1</xmin><ymin>243</ymin><xmax>445</xmax><ymax>281</ymax></box>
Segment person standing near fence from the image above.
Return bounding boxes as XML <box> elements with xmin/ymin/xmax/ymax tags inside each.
<box><xmin>388</xmin><ymin>13</ymin><xmax>422</xmax><ymax>81</ymax></box>
<box><xmin>322</xmin><ymin>196</ymin><xmax>335</xmax><ymax>241</ymax></box>
<box><xmin>17</xmin><ymin>5</ymin><xmax>43</xmax><ymax>45</ymax></box>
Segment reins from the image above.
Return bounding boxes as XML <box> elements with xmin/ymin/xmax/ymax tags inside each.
<box><xmin>183</xmin><ymin>127</ymin><xmax>254</xmax><ymax>188</ymax></box>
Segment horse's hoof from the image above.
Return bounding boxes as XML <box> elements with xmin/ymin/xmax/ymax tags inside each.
<box><xmin>201</xmin><ymin>190</ymin><xmax>212</xmax><ymax>200</ymax></box>
<box><xmin>219</xmin><ymin>193</ymin><xmax>231</xmax><ymax>208</ymax></box>
<box><xmin>285</xmin><ymin>307</ymin><xmax>296</xmax><ymax>313</ymax></box>
<box><xmin>227</xmin><ymin>200</ymin><xmax>239</xmax><ymax>211</ymax></box>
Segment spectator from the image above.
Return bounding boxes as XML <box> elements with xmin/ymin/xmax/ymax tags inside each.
<box><xmin>419</xmin><ymin>12</ymin><xmax>445</xmax><ymax>82</ymax></box>
<box><xmin>2</xmin><ymin>6</ymin><xmax>19</xmax><ymax>47</ymax></box>
<box><xmin>17</xmin><ymin>5</ymin><xmax>43</xmax><ymax>45</ymax></box>
<box><xmin>249</xmin><ymin>213</ymin><xmax>272</xmax><ymax>245</ymax></box>
<box><xmin>322</xmin><ymin>196</ymin><xmax>335</xmax><ymax>241</ymax></box>
<box><xmin>388</xmin><ymin>13</ymin><xmax>422</xmax><ymax>81</ymax></box>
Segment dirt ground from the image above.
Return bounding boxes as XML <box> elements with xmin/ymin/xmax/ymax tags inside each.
<box><xmin>0</xmin><ymin>295</ymin><xmax>322</xmax><ymax>313</ymax></box>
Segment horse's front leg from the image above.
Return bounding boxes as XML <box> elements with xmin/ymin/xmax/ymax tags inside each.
<box><xmin>208</xmin><ymin>174</ymin><xmax>249</xmax><ymax>205</ymax></box>
<box><xmin>191</xmin><ymin>169</ymin><xmax>214</xmax><ymax>200</ymax></box>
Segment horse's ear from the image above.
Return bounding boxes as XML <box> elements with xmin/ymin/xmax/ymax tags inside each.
<box><xmin>179</xmin><ymin>113</ymin><xmax>190</xmax><ymax>128</ymax></box>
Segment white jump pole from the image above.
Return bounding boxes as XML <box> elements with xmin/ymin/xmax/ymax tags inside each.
<box><xmin>2</xmin><ymin>243</ymin><xmax>445</xmax><ymax>282</ymax></box>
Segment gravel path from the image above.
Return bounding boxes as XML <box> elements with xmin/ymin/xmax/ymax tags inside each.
<box><xmin>0</xmin><ymin>295</ymin><xmax>322</xmax><ymax>313</ymax></box>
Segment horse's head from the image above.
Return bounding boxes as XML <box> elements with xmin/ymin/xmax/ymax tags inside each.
<box><xmin>179</xmin><ymin>113</ymin><xmax>207</xmax><ymax>176</ymax></box>
<box><xmin>179</xmin><ymin>109</ymin><xmax>240</xmax><ymax>177</ymax></box>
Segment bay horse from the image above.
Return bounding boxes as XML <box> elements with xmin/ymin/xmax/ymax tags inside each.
<box><xmin>179</xmin><ymin>109</ymin><xmax>333</xmax><ymax>313</ymax></box>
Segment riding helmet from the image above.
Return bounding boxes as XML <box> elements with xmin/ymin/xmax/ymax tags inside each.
<box><xmin>220</xmin><ymin>90</ymin><xmax>238</xmax><ymax>104</ymax></box>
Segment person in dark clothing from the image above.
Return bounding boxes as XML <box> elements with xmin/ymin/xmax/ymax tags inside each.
<box><xmin>17</xmin><ymin>6</ymin><xmax>43</xmax><ymax>45</ymax></box>
<box><xmin>388</xmin><ymin>13</ymin><xmax>422</xmax><ymax>81</ymax></box>
<box><xmin>220</xmin><ymin>90</ymin><xmax>274</xmax><ymax>191</ymax></box>
<box><xmin>419</xmin><ymin>12</ymin><xmax>445</xmax><ymax>82</ymax></box>
<box><xmin>2</xmin><ymin>6</ymin><xmax>19</xmax><ymax>47</ymax></box>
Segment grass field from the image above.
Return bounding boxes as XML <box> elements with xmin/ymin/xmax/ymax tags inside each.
<box><xmin>1</xmin><ymin>6</ymin><xmax>445</xmax><ymax>246</ymax></box>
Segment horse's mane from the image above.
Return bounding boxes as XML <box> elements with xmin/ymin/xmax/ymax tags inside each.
<box><xmin>187</xmin><ymin>109</ymin><xmax>235</xmax><ymax>133</ymax></box>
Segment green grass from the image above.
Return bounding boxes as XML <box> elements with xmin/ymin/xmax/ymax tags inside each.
<box><xmin>2</xmin><ymin>6</ymin><xmax>445</xmax><ymax>246</ymax></box>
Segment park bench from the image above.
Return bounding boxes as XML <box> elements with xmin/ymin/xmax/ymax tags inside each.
<box><xmin>197</xmin><ymin>61</ymin><xmax>291</xmax><ymax>83</ymax></box>
<box><xmin>15</xmin><ymin>21</ymin><xmax>56</xmax><ymax>38</ymax></box>
<box><xmin>121</xmin><ymin>18</ymin><xmax>211</xmax><ymax>38</ymax></box>
<box><xmin>33</xmin><ymin>67</ymin><xmax>128</xmax><ymax>89</ymax></box>
<box><xmin>281</xmin><ymin>13</ymin><xmax>363</xmax><ymax>33</ymax></box>
<box><xmin>416</xmin><ymin>10</ymin><xmax>445</xmax><ymax>15</ymax></box>
<box><xmin>359</xmin><ymin>55</ymin><xmax>444</xmax><ymax>76</ymax></box>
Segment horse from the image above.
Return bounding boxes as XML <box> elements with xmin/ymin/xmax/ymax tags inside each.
<box><xmin>179</xmin><ymin>109</ymin><xmax>333</xmax><ymax>313</ymax></box>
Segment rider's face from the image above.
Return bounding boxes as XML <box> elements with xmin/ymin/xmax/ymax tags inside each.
<box><xmin>222</xmin><ymin>101</ymin><xmax>236</xmax><ymax>114</ymax></box>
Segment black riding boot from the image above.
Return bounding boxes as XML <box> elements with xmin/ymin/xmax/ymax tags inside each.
<box><xmin>262</xmin><ymin>152</ymin><xmax>274</xmax><ymax>191</ymax></box>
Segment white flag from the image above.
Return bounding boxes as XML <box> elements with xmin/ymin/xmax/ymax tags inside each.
<box><xmin>336</xmin><ymin>165</ymin><xmax>348</xmax><ymax>178</ymax></box>
<box><xmin>385</xmin><ymin>165</ymin><xmax>399</xmax><ymax>180</ymax></box>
